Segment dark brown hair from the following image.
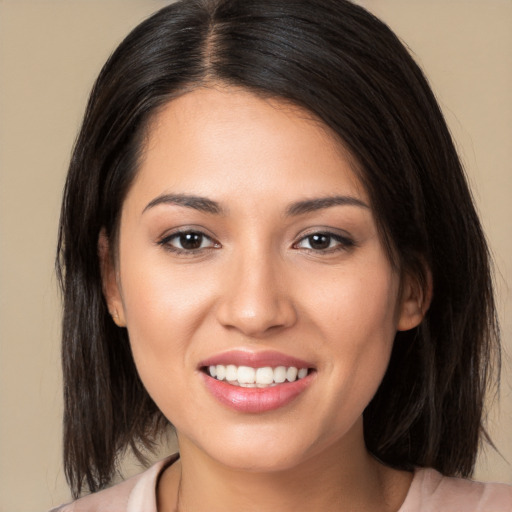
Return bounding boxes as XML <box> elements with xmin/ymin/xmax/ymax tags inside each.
<box><xmin>56</xmin><ymin>0</ymin><xmax>499</xmax><ymax>498</ymax></box>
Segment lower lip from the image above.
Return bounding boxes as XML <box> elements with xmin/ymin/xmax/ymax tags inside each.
<box><xmin>201</xmin><ymin>372</ymin><xmax>315</xmax><ymax>413</ymax></box>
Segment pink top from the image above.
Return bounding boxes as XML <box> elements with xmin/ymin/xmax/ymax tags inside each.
<box><xmin>51</xmin><ymin>456</ymin><xmax>512</xmax><ymax>512</ymax></box>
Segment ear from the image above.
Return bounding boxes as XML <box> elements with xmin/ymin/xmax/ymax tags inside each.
<box><xmin>98</xmin><ymin>229</ymin><xmax>126</xmax><ymax>327</ymax></box>
<box><xmin>396</xmin><ymin>268</ymin><xmax>433</xmax><ymax>332</ymax></box>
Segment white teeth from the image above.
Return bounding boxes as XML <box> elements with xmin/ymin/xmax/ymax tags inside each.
<box><xmin>207</xmin><ymin>364</ymin><xmax>309</xmax><ymax>387</ymax></box>
<box><xmin>216</xmin><ymin>365</ymin><xmax>226</xmax><ymax>381</ymax></box>
<box><xmin>274</xmin><ymin>366</ymin><xmax>287</xmax><ymax>383</ymax></box>
<box><xmin>286</xmin><ymin>366</ymin><xmax>298</xmax><ymax>382</ymax></box>
<box><xmin>298</xmin><ymin>368</ymin><xmax>308</xmax><ymax>379</ymax></box>
<box><xmin>237</xmin><ymin>366</ymin><xmax>256</xmax><ymax>384</ymax></box>
<box><xmin>255</xmin><ymin>367</ymin><xmax>274</xmax><ymax>385</ymax></box>
<box><xmin>225</xmin><ymin>364</ymin><xmax>237</xmax><ymax>381</ymax></box>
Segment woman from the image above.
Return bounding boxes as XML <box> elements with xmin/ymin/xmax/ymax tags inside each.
<box><xmin>53</xmin><ymin>0</ymin><xmax>512</xmax><ymax>510</ymax></box>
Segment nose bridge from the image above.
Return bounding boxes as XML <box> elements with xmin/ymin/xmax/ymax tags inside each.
<box><xmin>216</xmin><ymin>240</ymin><xmax>296</xmax><ymax>336</ymax></box>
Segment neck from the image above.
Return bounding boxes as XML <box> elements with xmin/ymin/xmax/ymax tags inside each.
<box><xmin>158</xmin><ymin>421</ymin><xmax>411</xmax><ymax>512</ymax></box>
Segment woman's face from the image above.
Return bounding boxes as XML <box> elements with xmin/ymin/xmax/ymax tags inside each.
<box><xmin>104</xmin><ymin>87</ymin><xmax>423</xmax><ymax>471</ymax></box>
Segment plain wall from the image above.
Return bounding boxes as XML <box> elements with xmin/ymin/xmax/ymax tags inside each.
<box><xmin>0</xmin><ymin>1</ymin><xmax>510</xmax><ymax>510</ymax></box>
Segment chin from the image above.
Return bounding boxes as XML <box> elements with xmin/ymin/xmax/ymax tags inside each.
<box><xmin>183</xmin><ymin>421</ymin><xmax>335</xmax><ymax>473</ymax></box>
<box><xmin>213</xmin><ymin>445</ymin><xmax>308</xmax><ymax>473</ymax></box>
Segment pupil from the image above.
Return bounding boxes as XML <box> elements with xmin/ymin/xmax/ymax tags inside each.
<box><xmin>180</xmin><ymin>232</ymin><xmax>202</xmax><ymax>250</ymax></box>
<box><xmin>309</xmin><ymin>234</ymin><xmax>330</xmax><ymax>250</ymax></box>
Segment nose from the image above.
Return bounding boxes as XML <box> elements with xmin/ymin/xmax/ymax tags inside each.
<box><xmin>215</xmin><ymin>250</ymin><xmax>297</xmax><ymax>338</ymax></box>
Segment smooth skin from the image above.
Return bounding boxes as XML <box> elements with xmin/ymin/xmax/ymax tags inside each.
<box><xmin>101</xmin><ymin>86</ymin><xmax>429</xmax><ymax>511</ymax></box>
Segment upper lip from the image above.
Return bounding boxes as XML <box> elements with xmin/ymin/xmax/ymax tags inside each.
<box><xmin>199</xmin><ymin>349</ymin><xmax>314</xmax><ymax>369</ymax></box>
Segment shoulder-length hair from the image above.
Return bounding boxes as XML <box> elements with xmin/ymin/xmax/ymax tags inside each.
<box><xmin>56</xmin><ymin>0</ymin><xmax>499</xmax><ymax>498</ymax></box>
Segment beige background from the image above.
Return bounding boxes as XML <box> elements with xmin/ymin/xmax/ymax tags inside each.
<box><xmin>0</xmin><ymin>1</ymin><xmax>511</xmax><ymax>510</ymax></box>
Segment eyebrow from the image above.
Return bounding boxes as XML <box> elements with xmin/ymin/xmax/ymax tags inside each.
<box><xmin>143</xmin><ymin>193</ymin><xmax>369</xmax><ymax>216</ymax></box>
<box><xmin>285</xmin><ymin>196</ymin><xmax>369</xmax><ymax>216</ymax></box>
<box><xmin>143</xmin><ymin>193</ymin><xmax>224</xmax><ymax>215</ymax></box>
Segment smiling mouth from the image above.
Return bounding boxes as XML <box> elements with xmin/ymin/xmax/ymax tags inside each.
<box><xmin>202</xmin><ymin>364</ymin><xmax>312</xmax><ymax>388</ymax></box>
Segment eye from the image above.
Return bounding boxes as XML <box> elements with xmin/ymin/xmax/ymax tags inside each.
<box><xmin>159</xmin><ymin>230</ymin><xmax>219</xmax><ymax>253</ymax></box>
<box><xmin>294</xmin><ymin>232</ymin><xmax>354</xmax><ymax>252</ymax></box>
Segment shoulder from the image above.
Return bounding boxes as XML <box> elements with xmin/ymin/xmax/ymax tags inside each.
<box><xmin>400</xmin><ymin>467</ymin><xmax>512</xmax><ymax>512</ymax></box>
<box><xmin>50</xmin><ymin>455</ymin><xmax>178</xmax><ymax>512</ymax></box>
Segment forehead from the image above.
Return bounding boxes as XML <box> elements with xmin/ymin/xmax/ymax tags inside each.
<box><xmin>129</xmin><ymin>86</ymin><xmax>367</xmax><ymax>210</ymax></box>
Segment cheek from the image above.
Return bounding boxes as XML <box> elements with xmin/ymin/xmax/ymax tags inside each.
<box><xmin>116</xmin><ymin>249</ymin><xmax>218</xmax><ymax>397</ymax></box>
<box><xmin>120</xmin><ymin>242</ymin><xmax>213</xmax><ymax>335</ymax></box>
<box><xmin>118</xmin><ymin>272</ymin><xmax>212</xmax><ymax>428</ymax></box>
<box><xmin>302</xmin><ymin>257</ymin><xmax>400</xmax><ymax>344</ymax></box>
<box><xmin>298</xmin><ymin>259</ymin><xmax>399</xmax><ymax>410</ymax></box>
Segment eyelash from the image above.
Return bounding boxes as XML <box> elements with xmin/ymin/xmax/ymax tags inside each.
<box><xmin>293</xmin><ymin>232</ymin><xmax>355</xmax><ymax>253</ymax></box>
<box><xmin>158</xmin><ymin>229</ymin><xmax>220</xmax><ymax>255</ymax></box>
<box><xmin>157</xmin><ymin>230</ymin><xmax>355</xmax><ymax>255</ymax></box>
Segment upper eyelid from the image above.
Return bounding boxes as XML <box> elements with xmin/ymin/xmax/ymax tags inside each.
<box><xmin>294</xmin><ymin>227</ymin><xmax>354</xmax><ymax>242</ymax></box>
<box><xmin>296</xmin><ymin>233</ymin><xmax>352</xmax><ymax>244</ymax></box>
<box><xmin>157</xmin><ymin>227</ymin><xmax>355</xmax><ymax>249</ymax></box>
<box><xmin>162</xmin><ymin>232</ymin><xmax>215</xmax><ymax>243</ymax></box>
<box><xmin>292</xmin><ymin>230</ymin><xmax>356</xmax><ymax>250</ymax></box>
<box><xmin>158</xmin><ymin>230</ymin><xmax>220</xmax><ymax>255</ymax></box>
<box><xmin>158</xmin><ymin>226</ymin><xmax>218</xmax><ymax>242</ymax></box>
